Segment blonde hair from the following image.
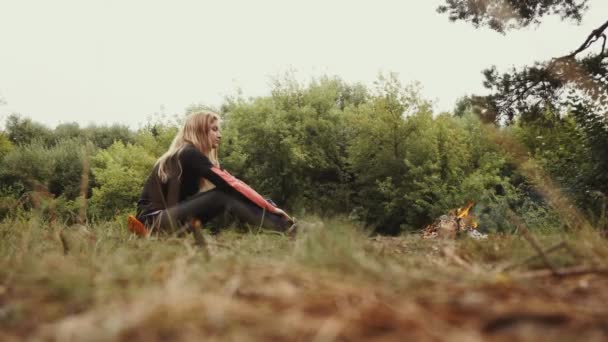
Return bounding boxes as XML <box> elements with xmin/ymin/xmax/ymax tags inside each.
<box><xmin>156</xmin><ymin>111</ymin><xmax>220</xmax><ymax>183</ymax></box>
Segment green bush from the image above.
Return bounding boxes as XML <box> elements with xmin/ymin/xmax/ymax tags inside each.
<box><xmin>0</xmin><ymin>74</ymin><xmax>596</xmax><ymax>234</ymax></box>
<box><xmin>0</xmin><ymin>141</ymin><xmax>53</xmax><ymax>194</ymax></box>
<box><xmin>134</xmin><ymin>123</ymin><xmax>178</xmax><ymax>158</ymax></box>
<box><xmin>221</xmin><ymin>76</ymin><xmax>355</xmax><ymax>213</ymax></box>
<box><xmin>47</xmin><ymin>139</ymin><xmax>91</xmax><ymax>200</ymax></box>
<box><xmin>0</xmin><ymin>132</ymin><xmax>13</xmax><ymax>158</ymax></box>
<box><xmin>4</xmin><ymin>114</ymin><xmax>54</xmax><ymax>146</ymax></box>
<box><xmin>90</xmin><ymin>141</ymin><xmax>156</xmax><ymax>219</ymax></box>
<box><xmin>83</xmin><ymin>124</ymin><xmax>135</xmax><ymax>149</ymax></box>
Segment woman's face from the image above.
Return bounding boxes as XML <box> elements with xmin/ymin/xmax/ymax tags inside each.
<box><xmin>208</xmin><ymin>120</ymin><xmax>222</xmax><ymax>149</ymax></box>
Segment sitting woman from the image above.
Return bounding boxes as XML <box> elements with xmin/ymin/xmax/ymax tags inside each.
<box><xmin>134</xmin><ymin>111</ymin><xmax>294</xmax><ymax>235</ymax></box>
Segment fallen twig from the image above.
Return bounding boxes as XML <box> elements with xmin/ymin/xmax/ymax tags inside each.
<box><xmin>502</xmin><ymin>241</ymin><xmax>569</xmax><ymax>272</ymax></box>
<box><xmin>514</xmin><ymin>265</ymin><xmax>608</xmax><ymax>279</ymax></box>
<box><xmin>507</xmin><ymin>210</ymin><xmax>559</xmax><ymax>275</ymax></box>
<box><xmin>207</xmin><ymin>241</ymin><xmax>234</xmax><ymax>251</ymax></box>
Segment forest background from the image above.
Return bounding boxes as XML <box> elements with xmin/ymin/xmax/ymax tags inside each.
<box><xmin>0</xmin><ymin>68</ymin><xmax>606</xmax><ymax>235</ymax></box>
<box><xmin>0</xmin><ymin>0</ymin><xmax>606</xmax><ymax>236</ymax></box>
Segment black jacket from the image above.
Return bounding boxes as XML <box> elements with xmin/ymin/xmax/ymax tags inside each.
<box><xmin>136</xmin><ymin>144</ymin><xmax>230</xmax><ymax>219</ymax></box>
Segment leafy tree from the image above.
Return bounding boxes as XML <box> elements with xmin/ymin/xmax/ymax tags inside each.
<box><xmin>349</xmin><ymin>101</ymin><xmax>525</xmax><ymax>233</ymax></box>
<box><xmin>47</xmin><ymin>139</ymin><xmax>90</xmax><ymax>200</ymax></box>
<box><xmin>440</xmin><ymin>0</ymin><xmax>607</xmax><ymax>227</ymax></box>
<box><xmin>83</xmin><ymin>124</ymin><xmax>134</xmax><ymax>149</ymax></box>
<box><xmin>221</xmin><ymin>75</ymin><xmax>357</xmax><ymax>212</ymax></box>
<box><xmin>4</xmin><ymin>114</ymin><xmax>53</xmax><ymax>146</ymax></box>
<box><xmin>0</xmin><ymin>142</ymin><xmax>53</xmax><ymax>195</ymax></box>
<box><xmin>439</xmin><ymin>1</ymin><xmax>606</xmax><ymax>123</ymax></box>
<box><xmin>54</xmin><ymin>122</ymin><xmax>83</xmax><ymax>142</ymax></box>
<box><xmin>438</xmin><ymin>0</ymin><xmax>589</xmax><ymax>33</ymax></box>
<box><xmin>0</xmin><ymin>138</ymin><xmax>92</xmax><ymax>221</ymax></box>
<box><xmin>0</xmin><ymin>74</ymin><xmax>560</xmax><ymax>233</ymax></box>
<box><xmin>570</xmin><ymin>99</ymin><xmax>608</xmax><ymax>201</ymax></box>
<box><xmin>134</xmin><ymin>123</ymin><xmax>178</xmax><ymax>158</ymax></box>
<box><xmin>512</xmin><ymin>106</ymin><xmax>608</xmax><ymax>223</ymax></box>
<box><xmin>0</xmin><ymin>132</ymin><xmax>13</xmax><ymax>158</ymax></box>
<box><xmin>89</xmin><ymin>141</ymin><xmax>155</xmax><ymax>219</ymax></box>
<box><xmin>345</xmin><ymin>75</ymin><xmax>428</xmax><ymax>232</ymax></box>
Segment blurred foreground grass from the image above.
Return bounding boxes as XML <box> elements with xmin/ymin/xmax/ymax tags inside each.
<box><xmin>1</xmin><ymin>216</ymin><xmax>608</xmax><ymax>341</ymax></box>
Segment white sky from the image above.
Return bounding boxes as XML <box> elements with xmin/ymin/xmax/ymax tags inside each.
<box><xmin>1</xmin><ymin>0</ymin><xmax>607</xmax><ymax>129</ymax></box>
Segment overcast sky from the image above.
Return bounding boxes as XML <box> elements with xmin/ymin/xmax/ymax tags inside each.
<box><xmin>1</xmin><ymin>0</ymin><xmax>607</xmax><ymax>129</ymax></box>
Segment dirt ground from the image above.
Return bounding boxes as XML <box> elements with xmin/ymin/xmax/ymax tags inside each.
<box><xmin>1</xmin><ymin>224</ymin><xmax>608</xmax><ymax>341</ymax></box>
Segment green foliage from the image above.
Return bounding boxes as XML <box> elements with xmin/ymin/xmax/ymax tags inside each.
<box><xmin>437</xmin><ymin>0</ymin><xmax>588</xmax><ymax>32</ymax></box>
<box><xmin>51</xmin><ymin>196</ymin><xmax>87</xmax><ymax>225</ymax></box>
<box><xmin>4</xmin><ymin>114</ymin><xmax>53</xmax><ymax>146</ymax></box>
<box><xmin>0</xmin><ymin>141</ymin><xmax>53</xmax><ymax>194</ymax></box>
<box><xmin>349</xmin><ymin>106</ymin><xmax>521</xmax><ymax>232</ymax></box>
<box><xmin>218</xmin><ymin>73</ymin><xmax>551</xmax><ymax>234</ymax></box>
<box><xmin>512</xmin><ymin>107</ymin><xmax>607</xmax><ymax>228</ymax></box>
<box><xmin>48</xmin><ymin>139</ymin><xmax>91</xmax><ymax>200</ymax></box>
<box><xmin>344</xmin><ymin>75</ymin><xmax>524</xmax><ymax>233</ymax></box>
<box><xmin>1</xmin><ymin>74</ymin><xmax>599</xmax><ymax>234</ymax></box>
<box><xmin>0</xmin><ymin>139</ymin><xmax>89</xmax><ymax>198</ymax></box>
<box><xmin>571</xmin><ymin>100</ymin><xmax>608</xmax><ymax>205</ymax></box>
<box><xmin>221</xmin><ymin>75</ymin><xmax>356</xmax><ymax>212</ymax></box>
<box><xmin>90</xmin><ymin>141</ymin><xmax>156</xmax><ymax>219</ymax></box>
<box><xmin>0</xmin><ymin>132</ymin><xmax>13</xmax><ymax>158</ymax></box>
<box><xmin>83</xmin><ymin>124</ymin><xmax>135</xmax><ymax>149</ymax></box>
<box><xmin>134</xmin><ymin>123</ymin><xmax>178</xmax><ymax>158</ymax></box>
<box><xmin>345</xmin><ymin>76</ymin><xmax>431</xmax><ymax>232</ymax></box>
<box><xmin>438</xmin><ymin>1</ymin><xmax>606</xmax><ymax>231</ymax></box>
<box><xmin>53</xmin><ymin>122</ymin><xmax>83</xmax><ymax>142</ymax></box>
<box><xmin>0</xmin><ymin>138</ymin><xmax>92</xmax><ymax>221</ymax></box>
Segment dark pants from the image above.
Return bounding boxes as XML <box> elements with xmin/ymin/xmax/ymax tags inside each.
<box><xmin>151</xmin><ymin>189</ymin><xmax>291</xmax><ymax>233</ymax></box>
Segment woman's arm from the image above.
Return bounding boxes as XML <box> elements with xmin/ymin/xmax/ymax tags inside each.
<box><xmin>182</xmin><ymin>147</ymin><xmax>291</xmax><ymax>219</ymax></box>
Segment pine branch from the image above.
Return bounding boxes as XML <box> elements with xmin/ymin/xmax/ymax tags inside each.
<box><xmin>566</xmin><ymin>19</ymin><xmax>608</xmax><ymax>58</ymax></box>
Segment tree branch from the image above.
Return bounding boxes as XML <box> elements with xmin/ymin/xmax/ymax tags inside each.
<box><xmin>567</xmin><ymin>19</ymin><xmax>608</xmax><ymax>58</ymax></box>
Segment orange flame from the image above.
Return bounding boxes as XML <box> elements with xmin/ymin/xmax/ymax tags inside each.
<box><xmin>456</xmin><ymin>201</ymin><xmax>475</xmax><ymax>219</ymax></box>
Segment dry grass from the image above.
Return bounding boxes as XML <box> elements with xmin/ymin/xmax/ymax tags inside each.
<box><xmin>1</xmin><ymin>216</ymin><xmax>608</xmax><ymax>341</ymax></box>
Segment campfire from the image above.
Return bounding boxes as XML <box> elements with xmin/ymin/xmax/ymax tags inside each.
<box><xmin>422</xmin><ymin>202</ymin><xmax>486</xmax><ymax>239</ymax></box>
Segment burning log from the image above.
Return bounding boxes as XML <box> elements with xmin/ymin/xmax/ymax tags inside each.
<box><xmin>421</xmin><ymin>202</ymin><xmax>487</xmax><ymax>240</ymax></box>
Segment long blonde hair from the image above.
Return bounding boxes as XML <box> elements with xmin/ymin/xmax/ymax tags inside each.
<box><xmin>156</xmin><ymin>111</ymin><xmax>220</xmax><ymax>183</ymax></box>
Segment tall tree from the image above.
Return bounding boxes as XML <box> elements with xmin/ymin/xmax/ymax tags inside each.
<box><xmin>439</xmin><ymin>0</ymin><xmax>608</xmax><ymax>226</ymax></box>
<box><xmin>4</xmin><ymin>114</ymin><xmax>53</xmax><ymax>146</ymax></box>
<box><xmin>438</xmin><ymin>0</ymin><xmax>606</xmax><ymax>123</ymax></box>
<box><xmin>438</xmin><ymin>0</ymin><xmax>589</xmax><ymax>33</ymax></box>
